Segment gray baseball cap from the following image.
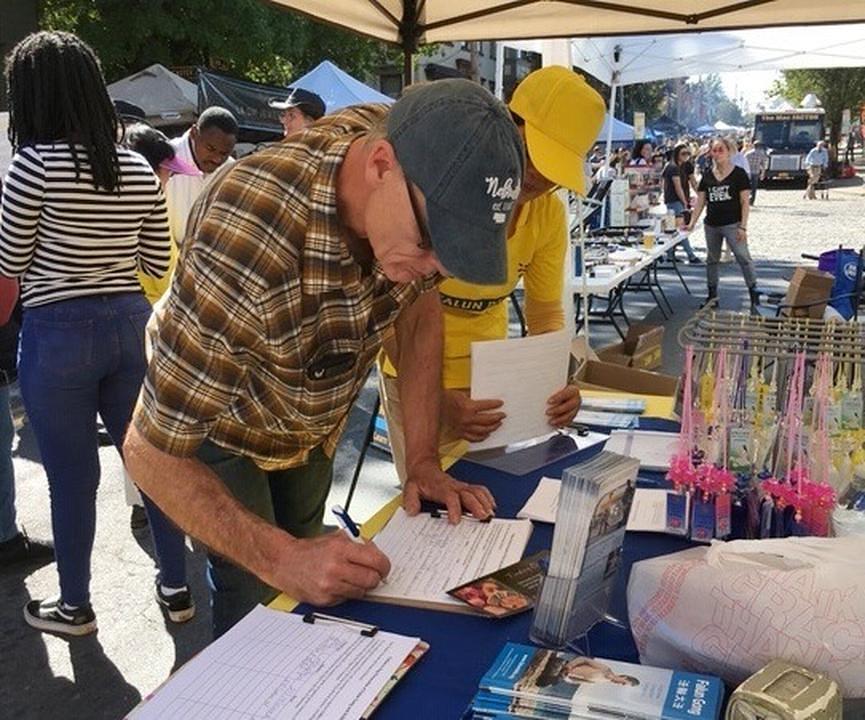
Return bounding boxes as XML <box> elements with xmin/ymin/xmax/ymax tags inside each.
<box><xmin>387</xmin><ymin>79</ymin><xmax>524</xmax><ymax>285</ymax></box>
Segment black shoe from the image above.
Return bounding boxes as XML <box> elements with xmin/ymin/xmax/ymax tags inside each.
<box><xmin>688</xmin><ymin>256</ymin><xmax>703</xmax><ymax>264</ymax></box>
<box><xmin>749</xmin><ymin>287</ymin><xmax>761</xmax><ymax>307</ymax></box>
<box><xmin>24</xmin><ymin>597</ymin><xmax>97</xmax><ymax>636</ymax></box>
<box><xmin>155</xmin><ymin>582</ymin><xmax>196</xmax><ymax>623</ymax></box>
<box><xmin>0</xmin><ymin>530</ymin><xmax>54</xmax><ymax>569</ymax></box>
<box><xmin>130</xmin><ymin>505</ymin><xmax>148</xmax><ymax>531</ymax></box>
<box><xmin>699</xmin><ymin>296</ymin><xmax>719</xmax><ymax>310</ymax></box>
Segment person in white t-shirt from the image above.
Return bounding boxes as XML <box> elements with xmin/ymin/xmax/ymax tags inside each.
<box><xmin>166</xmin><ymin>107</ymin><xmax>238</xmax><ymax>246</ymax></box>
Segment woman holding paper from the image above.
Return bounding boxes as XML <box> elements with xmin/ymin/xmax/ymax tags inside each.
<box><xmin>380</xmin><ymin>67</ymin><xmax>607</xmax><ymax>479</ymax></box>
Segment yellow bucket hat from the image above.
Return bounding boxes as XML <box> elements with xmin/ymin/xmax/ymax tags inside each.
<box><xmin>509</xmin><ymin>66</ymin><xmax>607</xmax><ymax>195</ymax></box>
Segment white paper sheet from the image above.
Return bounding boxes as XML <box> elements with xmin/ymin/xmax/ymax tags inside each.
<box><xmin>128</xmin><ymin>605</ymin><xmax>419</xmax><ymax>720</ymax></box>
<box><xmin>626</xmin><ymin>488</ymin><xmax>676</xmax><ymax>532</ymax></box>
<box><xmin>470</xmin><ymin>330</ymin><xmax>570</xmax><ymax>451</ymax></box>
<box><xmin>367</xmin><ymin>508</ymin><xmax>533</xmax><ymax>607</ymax></box>
<box><xmin>516</xmin><ymin>476</ymin><xmax>561</xmax><ymax>524</ymax></box>
<box><xmin>604</xmin><ymin>430</ymin><xmax>679</xmax><ymax>471</ymax></box>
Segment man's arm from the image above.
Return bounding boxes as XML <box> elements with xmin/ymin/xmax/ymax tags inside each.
<box><xmin>394</xmin><ymin>289</ymin><xmax>496</xmax><ymax>522</ymax></box>
<box><xmin>124</xmin><ymin>423</ymin><xmax>389</xmax><ymax>605</ymax></box>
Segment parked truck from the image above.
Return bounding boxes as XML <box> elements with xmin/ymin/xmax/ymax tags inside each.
<box><xmin>752</xmin><ymin>109</ymin><xmax>825</xmax><ymax>183</ymax></box>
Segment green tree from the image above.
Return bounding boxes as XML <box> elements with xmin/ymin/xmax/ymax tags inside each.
<box><xmin>715</xmin><ymin>98</ymin><xmax>745</xmax><ymax>126</ymax></box>
<box><xmin>620</xmin><ymin>80</ymin><xmax>667</xmax><ymax>127</ymax></box>
<box><xmin>771</xmin><ymin>67</ymin><xmax>865</xmax><ymax>156</ymax></box>
<box><xmin>40</xmin><ymin>0</ymin><xmax>399</xmax><ymax>85</ymax></box>
<box><xmin>680</xmin><ymin>74</ymin><xmax>731</xmax><ymax>128</ymax></box>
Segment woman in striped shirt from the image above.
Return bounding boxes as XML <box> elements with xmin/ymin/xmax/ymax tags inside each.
<box><xmin>0</xmin><ymin>31</ymin><xmax>191</xmax><ymax>636</ymax></box>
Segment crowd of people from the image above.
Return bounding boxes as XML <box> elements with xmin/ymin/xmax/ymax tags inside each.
<box><xmin>0</xmin><ymin>31</ymin><xmax>599</xmax><ymax>645</ymax></box>
<box><xmin>0</xmin><ymin>28</ymin><xmax>838</xmax><ymax>654</ymax></box>
<box><xmin>588</xmin><ymin>133</ymin><xmax>768</xmax><ymax>309</ymax></box>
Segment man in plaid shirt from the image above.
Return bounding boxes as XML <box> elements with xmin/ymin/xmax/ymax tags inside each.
<box><xmin>125</xmin><ymin>80</ymin><xmax>526</xmax><ymax>635</ymax></box>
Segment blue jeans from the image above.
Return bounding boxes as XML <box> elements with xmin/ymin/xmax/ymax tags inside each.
<box><xmin>197</xmin><ymin>441</ymin><xmax>333</xmax><ymax>638</ymax></box>
<box><xmin>0</xmin><ymin>384</ymin><xmax>17</xmax><ymax>543</ymax></box>
<box><xmin>705</xmin><ymin>224</ymin><xmax>757</xmax><ymax>291</ymax></box>
<box><xmin>18</xmin><ymin>293</ymin><xmax>186</xmax><ymax>605</ymax></box>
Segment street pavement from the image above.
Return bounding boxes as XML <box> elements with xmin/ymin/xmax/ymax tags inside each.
<box><xmin>1</xmin><ymin>179</ymin><xmax>862</xmax><ymax>719</ymax></box>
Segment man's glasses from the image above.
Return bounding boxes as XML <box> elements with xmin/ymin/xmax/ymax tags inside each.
<box><xmin>404</xmin><ymin>174</ymin><xmax>433</xmax><ymax>250</ymax></box>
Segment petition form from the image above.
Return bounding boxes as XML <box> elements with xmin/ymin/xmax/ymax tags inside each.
<box><xmin>366</xmin><ymin>509</ymin><xmax>533</xmax><ymax>610</ymax></box>
<box><xmin>128</xmin><ymin>606</ymin><xmax>419</xmax><ymax>720</ymax></box>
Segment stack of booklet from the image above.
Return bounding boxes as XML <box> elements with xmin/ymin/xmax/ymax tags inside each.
<box><xmin>468</xmin><ymin>643</ymin><xmax>724</xmax><ymax>719</ymax></box>
<box><xmin>530</xmin><ymin>451</ymin><xmax>639</xmax><ymax>646</ymax></box>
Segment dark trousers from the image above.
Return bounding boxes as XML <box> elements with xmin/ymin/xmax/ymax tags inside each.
<box><xmin>749</xmin><ymin>173</ymin><xmax>760</xmax><ymax>205</ymax></box>
<box><xmin>19</xmin><ymin>293</ymin><xmax>187</xmax><ymax>605</ymax></box>
<box><xmin>197</xmin><ymin>442</ymin><xmax>334</xmax><ymax>637</ymax></box>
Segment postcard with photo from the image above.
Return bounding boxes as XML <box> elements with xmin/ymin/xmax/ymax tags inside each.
<box><xmin>447</xmin><ymin>551</ymin><xmax>549</xmax><ymax>619</ymax></box>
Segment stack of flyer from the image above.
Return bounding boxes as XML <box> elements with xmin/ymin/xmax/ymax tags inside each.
<box><xmin>530</xmin><ymin>451</ymin><xmax>639</xmax><ymax>646</ymax></box>
<box><xmin>468</xmin><ymin>643</ymin><xmax>724</xmax><ymax>720</ymax></box>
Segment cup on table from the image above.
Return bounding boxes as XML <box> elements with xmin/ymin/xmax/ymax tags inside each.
<box><xmin>642</xmin><ymin>232</ymin><xmax>655</xmax><ymax>249</ymax></box>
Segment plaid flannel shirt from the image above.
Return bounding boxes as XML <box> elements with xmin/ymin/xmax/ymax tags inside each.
<box><xmin>134</xmin><ymin>105</ymin><xmax>435</xmax><ymax>470</ymax></box>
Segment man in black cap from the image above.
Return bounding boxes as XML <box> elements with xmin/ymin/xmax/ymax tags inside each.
<box><xmin>269</xmin><ymin>87</ymin><xmax>326</xmax><ymax>137</ymax></box>
<box><xmin>125</xmin><ymin>79</ymin><xmax>525</xmax><ymax>636</ymax></box>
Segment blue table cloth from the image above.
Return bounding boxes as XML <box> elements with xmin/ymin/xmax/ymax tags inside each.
<box><xmin>295</xmin><ymin>419</ymin><xmax>693</xmax><ymax>719</ymax></box>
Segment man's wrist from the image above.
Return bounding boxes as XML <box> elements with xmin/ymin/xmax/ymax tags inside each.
<box><xmin>405</xmin><ymin>454</ymin><xmax>440</xmax><ymax>479</ymax></box>
<box><xmin>255</xmin><ymin>523</ymin><xmax>297</xmax><ymax>583</ymax></box>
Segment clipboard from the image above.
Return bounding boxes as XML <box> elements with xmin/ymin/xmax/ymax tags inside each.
<box><xmin>461</xmin><ymin>432</ymin><xmax>581</xmax><ymax>476</ymax></box>
<box><xmin>127</xmin><ymin>606</ymin><xmax>427</xmax><ymax>719</ymax></box>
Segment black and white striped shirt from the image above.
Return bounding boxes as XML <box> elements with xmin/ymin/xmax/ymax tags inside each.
<box><xmin>0</xmin><ymin>143</ymin><xmax>171</xmax><ymax>307</ymax></box>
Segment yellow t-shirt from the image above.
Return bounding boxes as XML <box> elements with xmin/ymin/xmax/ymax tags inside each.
<box><xmin>382</xmin><ymin>191</ymin><xmax>567</xmax><ymax>388</ymax></box>
<box><xmin>138</xmin><ymin>237</ymin><xmax>178</xmax><ymax>305</ymax></box>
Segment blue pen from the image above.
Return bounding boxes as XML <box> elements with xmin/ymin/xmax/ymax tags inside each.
<box><xmin>331</xmin><ymin>505</ymin><xmax>364</xmax><ymax>544</ymax></box>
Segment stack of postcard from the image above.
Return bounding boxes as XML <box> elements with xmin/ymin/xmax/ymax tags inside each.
<box><xmin>467</xmin><ymin>643</ymin><xmax>724</xmax><ymax>720</ymax></box>
<box><xmin>530</xmin><ymin>451</ymin><xmax>639</xmax><ymax>646</ymax></box>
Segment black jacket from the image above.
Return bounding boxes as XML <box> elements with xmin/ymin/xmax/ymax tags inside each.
<box><xmin>0</xmin><ymin>305</ymin><xmax>21</xmax><ymax>387</ymax></box>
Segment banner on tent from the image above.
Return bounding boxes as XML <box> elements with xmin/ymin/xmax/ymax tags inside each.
<box><xmin>197</xmin><ymin>70</ymin><xmax>284</xmax><ymax>136</ymax></box>
<box><xmin>633</xmin><ymin>112</ymin><xmax>646</xmax><ymax>140</ymax></box>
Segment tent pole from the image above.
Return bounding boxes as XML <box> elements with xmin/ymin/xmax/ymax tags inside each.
<box><xmin>578</xmin><ymin>195</ymin><xmax>589</xmax><ymax>343</ymax></box>
<box><xmin>600</xmin><ymin>75</ymin><xmax>618</xmax><ymax>227</ymax></box>
<box><xmin>494</xmin><ymin>42</ymin><xmax>505</xmax><ymax>99</ymax></box>
<box><xmin>403</xmin><ymin>46</ymin><xmax>414</xmax><ymax>87</ymax></box>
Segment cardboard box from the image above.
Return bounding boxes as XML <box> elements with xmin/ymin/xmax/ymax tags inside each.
<box><xmin>596</xmin><ymin>324</ymin><xmax>664</xmax><ymax>371</ymax></box>
<box><xmin>578</xmin><ymin>360</ymin><xmax>679</xmax><ymax>398</ymax></box>
<box><xmin>782</xmin><ymin>267</ymin><xmax>834</xmax><ymax>319</ymax></box>
<box><xmin>623</xmin><ymin>324</ymin><xmax>664</xmax><ymax>370</ymax></box>
<box><xmin>596</xmin><ymin>343</ymin><xmax>631</xmax><ymax>366</ymax></box>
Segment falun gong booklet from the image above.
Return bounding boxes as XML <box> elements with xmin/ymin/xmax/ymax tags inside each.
<box><xmin>472</xmin><ymin>643</ymin><xmax>723</xmax><ymax>720</ymax></box>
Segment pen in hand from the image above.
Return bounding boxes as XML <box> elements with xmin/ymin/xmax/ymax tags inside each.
<box><xmin>331</xmin><ymin>505</ymin><xmax>388</xmax><ymax>584</ymax></box>
<box><xmin>331</xmin><ymin>504</ymin><xmax>364</xmax><ymax>544</ymax></box>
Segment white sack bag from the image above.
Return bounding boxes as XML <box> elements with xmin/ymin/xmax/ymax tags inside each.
<box><xmin>627</xmin><ymin>536</ymin><xmax>865</xmax><ymax>697</ymax></box>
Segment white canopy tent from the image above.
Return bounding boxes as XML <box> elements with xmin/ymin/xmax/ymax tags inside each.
<box><xmin>569</xmin><ymin>23</ymin><xmax>865</xmax><ymax>211</ymax></box>
<box><xmin>570</xmin><ymin>25</ymin><xmax>865</xmax><ymax>88</ymax></box>
<box><xmin>263</xmin><ymin>2</ymin><xmax>865</xmax><ymax>341</ymax></box>
<box><xmin>267</xmin><ymin>2</ymin><xmax>865</xmax><ymax>81</ymax></box>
